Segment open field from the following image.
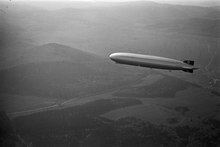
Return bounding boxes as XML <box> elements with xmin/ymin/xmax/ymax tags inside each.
<box><xmin>103</xmin><ymin>74</ymin><xmax>220</xmax><ymax>126</ymax></box>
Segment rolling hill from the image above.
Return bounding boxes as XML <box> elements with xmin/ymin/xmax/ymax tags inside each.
<box><xmin>0</xmin><ymin>43</ymin><xmax>143</xmax><ymax>100</ymax></box>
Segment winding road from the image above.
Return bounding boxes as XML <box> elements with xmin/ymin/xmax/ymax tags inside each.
<box><xmin>205</xmin><ymin>44</ymin><xmax>220</xmax><ymax>86</ymax></box>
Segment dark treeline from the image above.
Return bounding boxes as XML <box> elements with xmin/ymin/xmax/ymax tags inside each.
<box><xmin>8</xmin><ymin>98</ymin><xmax>220</xmax><ymax>147</ymax></box>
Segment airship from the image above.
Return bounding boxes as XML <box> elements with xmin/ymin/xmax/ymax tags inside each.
<box><xmin>109</xmin><ymin>52</ymin><xmax>198</xmax><ymax>73</ymax></box>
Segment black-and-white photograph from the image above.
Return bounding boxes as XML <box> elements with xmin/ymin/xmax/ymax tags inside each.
<box><xmin>0</xmin><ymin>0</ymin><xmax>220</xmax><ymax>146</ymax></box>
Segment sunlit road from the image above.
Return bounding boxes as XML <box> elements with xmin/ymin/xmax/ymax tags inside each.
<box><xmin>8</xmin><ymin>94</ymin><xmax>107</xmax><ymax>118</ymax></box>
<box><xmin>7</xmin><ymin>104</ymin><xmax>59</xmax><ymax>118</ymax></box>
<box><xmin>8</xmin><ymin>75</ymin><xmax>145</xmax><ymax>119</ymax></box>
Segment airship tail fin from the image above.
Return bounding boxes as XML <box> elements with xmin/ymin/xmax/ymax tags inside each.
<box><xmin>183</xmin><ymin>60</ymin><xmax>194</xmax><ymax>66</ymax></box>
<box><xmin>182</xmin><ymin>68</ymin><xmax>194</xmax><ymax>73</ymax></box>
<box><xmin>182</xmin><ymin>67</ymin><xmax>199</xmax><ymax>73</ymax></box>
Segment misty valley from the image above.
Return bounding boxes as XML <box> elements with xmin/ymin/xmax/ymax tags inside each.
<box><xmin>0</xmin><ymin>1</ymin><xmax>220</xmax><ymax>147</ymax></box>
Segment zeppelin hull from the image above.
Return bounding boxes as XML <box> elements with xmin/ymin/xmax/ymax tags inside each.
<box><xmin>115</xmin><ymin>58</ymin><xmax>183</xmax><ymax>70</ymax></box>
<box><xmin>109</xmin><ymin>52</ymin><xmax>198</xmax><ymax>73</ymax></box>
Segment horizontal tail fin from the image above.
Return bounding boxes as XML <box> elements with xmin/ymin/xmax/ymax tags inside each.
<box><xmin>182</xmin><ymin>67</ymin><xmax>199</xmax><ymax>73</ymax></box>
<box><xmin>182</xmin><ymin>68</ymin><xmax>193</xmax><ymax>73</ymax></box>
<box><xmin>184</xmin><ymin>60</ymin><xmax>194</xmax><ymax>66</ymax></box>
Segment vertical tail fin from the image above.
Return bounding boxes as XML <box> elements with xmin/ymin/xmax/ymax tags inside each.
<box><xmin>184</xmin><ymin>60</ymin><xmax>194</xmax><ymax>66</ymax></box>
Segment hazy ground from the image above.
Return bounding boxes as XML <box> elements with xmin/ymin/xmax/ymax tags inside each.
<box><xmin>0</xmin><ymin>1</ymin><xmax>220</xmax><ymax>147</ymax></box>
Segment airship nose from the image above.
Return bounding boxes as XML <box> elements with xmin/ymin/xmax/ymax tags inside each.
<box><xmin>109</xmin><ymin>53</ymin><xmax>117</xmax><ymax>61</ymax></box>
